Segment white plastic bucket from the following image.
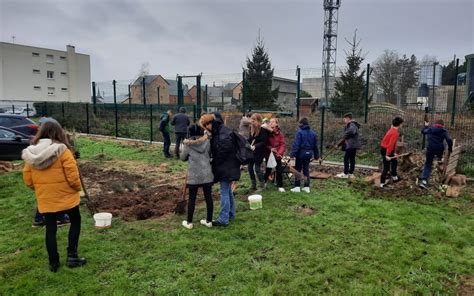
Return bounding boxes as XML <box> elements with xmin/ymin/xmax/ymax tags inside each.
<box><xmin>248</xmin><ymin>194</ymin><xmax>263</xmax><ymax>210</ymax></box>
<box><xmin>93</xmin><ymin>212</ymin><xmax>112</xmax><ymax>228</ymax></box>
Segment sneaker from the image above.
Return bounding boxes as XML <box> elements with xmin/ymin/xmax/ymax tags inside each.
<box><xmin>181</xmin><ymin>221</ymin><xmax>193</xmax><ymax>229</ymax></box>
<box><xmin>290</xmin><ymin>187</ymin><xmax>301</xmax><ymax>193</ymax></box>
<box><xmin>200</xmin><ymin>219</ymin><xmax>212</xmax><ymax>228</ymax></box>
<box><xmin>336</xmin><ymin>173</ymin><xmax>349</xmax><ymax>179</ymax></box>
<box><xmin>66</xmin><ymin>254</ymin><xmax>87</xmax><ymax>268</ymax></box>
<box><xmin>278</xmin><ymin>187</ymin><xmax>286</xmax><ymax>192</ymax></box>
<box><xmin>212</xmin><ymin>220</ymin><xmax>228</xmax><ymax>227</ymax></box>
<box><xmin>57</xmin><ymin>218</ymin><xmax>70</xmax><ymax>227</ymax></box>
<box><xmin>32</xmin><ymin>220</ymin><xmax>45</xmax><ymax>228</ymax></box>
<box><xmin>302</xmin><ymin>187</ymin><xmax>310</xmax><ymax>193</ymax></box>
<box><xmin>418</xmin><ymin>179</ymin><xmax>428</xmax><ymax>189</ymax></box>
<box><xmin>392</xmin><ymin>176</ymin><xmax>401</xmax><ymax>183</ymax></box>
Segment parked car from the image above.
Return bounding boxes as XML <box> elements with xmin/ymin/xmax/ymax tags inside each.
<box><xmin>0</xmin><ymin>114</ymin><xmax>39</xmax><ymax>136</ymax></box>
<box><xmin>5</xmin><ymin>107</ymin><xmax>37</xmax><ymax>117</ymax></box>
<box><xmin>0</xmin><ymin>127</ymin><xmax>31</xmax><ymax>160</ymax></box>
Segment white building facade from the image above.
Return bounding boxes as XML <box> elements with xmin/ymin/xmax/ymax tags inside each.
<box><xmin>0</xmin><ymin>42</ymin><xmax>91</xmax><ymax>104</ymax></box>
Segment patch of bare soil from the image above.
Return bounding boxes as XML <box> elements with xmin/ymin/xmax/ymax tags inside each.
<box><xmin>80</xmin><ymin>163</ymin><xmax>185</xmax><ymax>221</ymax></box>
<box><xmin>295</xmin><ymin>204</ymin><xmax>316</xmax><ymax>216</ymax></box>
<box><xmin>458</xmin><ymin>275</ymin><xmax>474</xmax><ymax>296</ymax></box>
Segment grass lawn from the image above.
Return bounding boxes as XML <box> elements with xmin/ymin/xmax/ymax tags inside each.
<box><xmin>0</xmin><ymin>137</ymin><xmax>473</xmax><ymax>295</ymax></box>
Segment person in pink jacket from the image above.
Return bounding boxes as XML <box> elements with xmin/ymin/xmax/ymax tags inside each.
<box><xmin>264</xmin><ymin>118</ymin><xmax>286</xmax><ymax>192</ymax></box>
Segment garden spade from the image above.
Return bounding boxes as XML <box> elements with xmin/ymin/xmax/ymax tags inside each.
<box><xmin>174</xmin><ymin>173</ymin><xmax>188</xmax><ymax>215</ymax></box>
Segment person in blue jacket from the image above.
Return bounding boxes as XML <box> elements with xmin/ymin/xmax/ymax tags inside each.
<box><xmin>289</xmin><ymin>117</ymin><xmax>319</xmax><ymax>193</ymax></box>
<box><xmin>419</xmin><ymin>119</ymin><xmax>453</xmax><ymax>189</ymax></box>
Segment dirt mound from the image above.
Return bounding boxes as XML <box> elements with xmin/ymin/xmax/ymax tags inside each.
<box><xmin>80</xmin><ymin>163</ymin><xmax>184</xmax><ymax>221</ymax></box>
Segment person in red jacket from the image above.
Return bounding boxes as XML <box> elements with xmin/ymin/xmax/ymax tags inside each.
<box><xmin>380</xmin><ymin>116</ymin><xmax>404</xmax><ymax>188</ymax></box>
<box><xmin>264</xmin><ymin>118</ymin><xmax>286</xmax><ymax>192</ymax></box>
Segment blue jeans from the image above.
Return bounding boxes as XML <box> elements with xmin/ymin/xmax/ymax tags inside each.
<box><xmin>216</xmin><ymin>181</ymin><xmax>235</xmax><ymax>225</ymax></box>
<box><xmin>294</xmin><ymin>158</ymin><xmax>310</xmax><ymax>187</ymax></box>
<box><xmin>421</xmin><ymin>150</ymin><xmax>443</xmax><ymax>181</ymax></box>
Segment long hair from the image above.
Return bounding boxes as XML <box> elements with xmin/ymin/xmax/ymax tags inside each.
<box><xmin>32</xmin><ymin>121</ymin><xmax>71</xmax><ymax>148</ymax></box>
<box><xmin>250</xmin><ymin>113</ymin><xmax>262</xmax><ymax>137</ymax></box>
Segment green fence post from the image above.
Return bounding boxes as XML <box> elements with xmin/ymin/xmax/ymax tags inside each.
<box><xmin>320</xmin><ymin>106</ymin><xmax>325</xmax><ymax>158</ymax></box>
<box><xmin>296</xmin><ymin>65</ymin><xmax>300</xmax><ymax>121</ymax></box>
<box><xmin>364</xmin><ymin>63</ymin><xmax>370</xmax><ymax>123</ymax></box>
<box><xmin>113</xmin><ymin>80</ymin><xmax>118</xmax><ymax>138</ymax></box>
<box><xmin>422</xmin><ymin>106</ymin><xmax>429</xmax><ymax>149</ymax></box>
<box><xmin>61</xmin><ymin>102</ymin><xmax>65</xmax><ymax>124</ymax></box>
<box><xmin>196</xmin><ymin>75</ymin><xmax>202</xmax><ymax>119</ymax></box>
<box><xmin>142</xmin><ymin>77</ymin><xmax>146</xmax><ymax>105</ymax></box>
<box><xmin>26</xmin><ymin>103</ymin><xmax>30</xmax><ymax>118</ymax></box>
<box><xmin>12</xmin><ymin>104</ymin><xmax>15</xmax><ymax>114</ymax></box>
<box><xmin>221</xmin><ymin>92</ymin><xmax>224</xmax><ymax>111</ymax></box>
<box><xmin>204</xmin><ymin>84</ymin><xmax>208</xmax><ymax>112</ymax></box>
<box><xmin>92</xmin><ymin>82</ymin><xmax>97</xmax><ymax>114</ymax></box>
<box><xmin>193</xmin><ymin>104</ymin><xmax>197</xmax><ymax>122</ymax></box>
<box><xmin>450</xmin><ymin>58</ymin><xmax>459</xmax><ymax>127</ymax></box>
<box><xmin>150</xmin><ymin>104</ymin><xmax>153</xmax><ymax>143</ymax></box>
<box><xmin>86</xmin><ymin>103</ymin><xmax>90</xmax><ymax>134</ymax></box>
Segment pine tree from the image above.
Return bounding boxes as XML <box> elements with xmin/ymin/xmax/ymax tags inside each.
<box><xmin>332</xmin><ymin>31</ymin><xmax>366</xmax><ymax>115</ymax></box>
<box><xmin>243</xmin><ymin>35</ymin><xmax>279</xmax><ymax>110</ymax></box>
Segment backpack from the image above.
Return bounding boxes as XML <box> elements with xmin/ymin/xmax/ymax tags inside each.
<box><xmin>232</xmin><ymin>131</ymin><xmax>254</xmax><ymax>165</ymax></box>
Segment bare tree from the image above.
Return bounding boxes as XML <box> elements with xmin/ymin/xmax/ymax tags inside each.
<box><xmin>373</xmin><ymin>50</ymin><xmax>399</xmax><ymax>105</ymax></box>
<box><xmin>136</xmin><ymin>62</ymin><xmax>150</xmax><ymax>80</ymax></box>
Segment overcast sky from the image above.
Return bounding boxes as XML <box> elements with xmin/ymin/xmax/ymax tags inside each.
<box><xmin>1</xmin><ymin>0</ymin><xmax>473</xmax><ymax>82</ymax></box>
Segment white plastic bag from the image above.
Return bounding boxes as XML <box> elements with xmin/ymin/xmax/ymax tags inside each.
<box><xmin>267</xmin><ymin>151</ymin><xmax>277</xmax><ymax>169</ymax></box>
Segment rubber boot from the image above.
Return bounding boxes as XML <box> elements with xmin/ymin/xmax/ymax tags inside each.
<box><xmin>67</xmin><ymin>253</ymin><xmax>87</xmax><ymax>268</ymax></box>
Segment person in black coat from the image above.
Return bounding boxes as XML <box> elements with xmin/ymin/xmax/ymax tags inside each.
<box><xmin>171</xmin><ymin>107</ymin><xmax>190</xmax><ymax>159</ymax></box>
<box><xmin>201</xmin><ymin>112</ymin><xmax>241</xmax><ymax>227</ymax></box>
<box><xmin>247</xmin><ymin>113</ymin><xmax>269</xmax><ymax>191</ymax></box>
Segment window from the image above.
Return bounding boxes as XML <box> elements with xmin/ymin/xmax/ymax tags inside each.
<box><xmin>48</xmin><ymin>87</ymin><xmax>55</xmax><ymax>96</ymax></box>
<box><xmin>61</xmin><ymin>88</ymin><xmax>68</xmax><ymax>91</ymax></box>
<box><xmin>0</xmin><ymin>128</ymin><xmax>16</xmax><ymax>139</ymax></box>
<box><xmin>60</xmin><ymin>56</ymin><xmax>67</xmax><ymax>60</ymax></box>
<box><xmin>34</xmin><ymin>86</ymin><xmax>41</xmax><ymax>90</ymax></box>
<box><xmin>61</xmin><ymin>72</ymin><xmax>67</xmax><ymax>75</ymax></box>
<box><xmin>47</xmin><ymin>71</ymin><xmax>54</xmax><ymax>79</ymax></box>
<box><xmin>33</xmin><ymin>69</ymin><xmax>40</xmax><ymax>74</ymax></box>
<box><xmin>32</xmin><ymin>52</ymin><xmax>40</xmax><ymax>57</ymax></box>
<box><xmin>46</xmin><ymin>54</ymin><xmax>54</xmax><ymax>63</ymax></box>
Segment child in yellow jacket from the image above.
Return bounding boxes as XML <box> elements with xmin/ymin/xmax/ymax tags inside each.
<box><xmin>22</xmin><ymin>121</ymin><xmax>86</xmax><ymax>272</ymax></box>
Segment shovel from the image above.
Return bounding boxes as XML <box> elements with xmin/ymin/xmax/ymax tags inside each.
<box><xmin>386</xmin><ymin>152</ymin><xmax>413</xmax><ymax>160</ymax></box>
<box><xmin>318</xmin><ymin>142</ymin><xmax>342</xmax><ymax>165</ymax></box>
<box><xmin>174</xmin><ymin>173</ymin><xmax>188</xmax><ymax>215</ymax></box>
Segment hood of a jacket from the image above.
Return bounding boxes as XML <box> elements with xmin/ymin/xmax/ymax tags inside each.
<box><xmin>299</xmin><ymin>123</ymin><xmax>310</xmax><ymax>130</ymax></box>
<box><xmin>429</xmin><ymin>126</ymin><xmax>446</xmax><ymax>135</ymax></box>
<box><xmin>183</xmin><ymin>135</ymin><xmax>209</xmax><ymax>153</ymax></box>
<box><xmin>22</xmin><ymin>139</ymin><xmax>67</xmax><ymax>170</ymax></box>
<box><xmin>160</xmin><ymin>113</ymin><xmax>169</xmax><ymax>121</ymax></box>
<box><xmin>349</xmin><ymin>121</ymin><xmax>361</xmax><ymax>129</ymax></box>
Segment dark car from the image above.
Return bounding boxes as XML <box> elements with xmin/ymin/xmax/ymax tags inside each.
<box><xmin>0</xmin><ymin>114</ymin><xmax>39</xmax><ymax>136</ymax></box>
<box><xmin>0</xmin><ymin>127</ymin><xmax>31</xmax><ymax>160</ymax></box>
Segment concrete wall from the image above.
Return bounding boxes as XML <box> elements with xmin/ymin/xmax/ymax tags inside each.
<box><xmin>0</xmin><ymin>42</ymin><xmax>90</xmax><ymax>103</ymax></box>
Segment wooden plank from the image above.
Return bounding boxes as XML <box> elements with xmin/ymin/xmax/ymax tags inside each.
<box><xmin>445</xmin><ymin>162</ymin><xmax>459</xmax><ymax>173</ymax></box>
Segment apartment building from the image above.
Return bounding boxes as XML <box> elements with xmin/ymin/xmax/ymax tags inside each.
<box><xmin>0</xmin><ymin>42</ymin><xmax>91</xmax><ymax>103</ymax></box>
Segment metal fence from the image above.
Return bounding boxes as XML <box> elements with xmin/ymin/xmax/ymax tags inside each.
<box><xmin>1</xmin><ymin>55</ymin><xmax>472</xmax><ymax>175</ymax></box>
